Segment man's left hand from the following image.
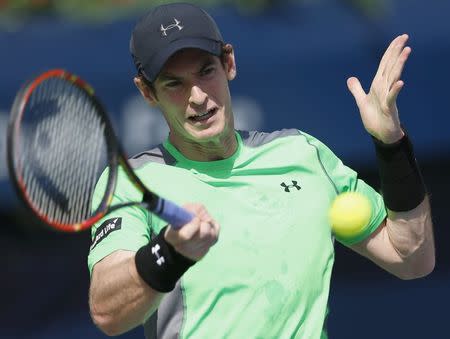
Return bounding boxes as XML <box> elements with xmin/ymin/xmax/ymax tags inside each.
<box><xmin>347</xmin><ymin>34</ymin><xmax>411</xmax><ymax>144</ymax></box>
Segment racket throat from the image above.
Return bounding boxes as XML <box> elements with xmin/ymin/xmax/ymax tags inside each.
<box><xmin>142</xmin><ymin>191</ymin><xmax>161</xmax><ymax>212</ymax></box>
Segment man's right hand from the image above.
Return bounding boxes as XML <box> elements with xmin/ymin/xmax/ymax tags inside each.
<box><xmin>164</xmin><ymin>203</ymin><xmax>220</xmax><ymax>261</ymax></box>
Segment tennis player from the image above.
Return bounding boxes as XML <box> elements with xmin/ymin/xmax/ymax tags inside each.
<box><xmin>88</xmin><ymin>3</ymin><xmax>435</xmax><ymax>338</ymax></box>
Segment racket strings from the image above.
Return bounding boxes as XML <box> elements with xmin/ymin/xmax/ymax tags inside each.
<box><xmin>17</xmin><ymin>77</ymin><xmax>108</xmax><ymax>225</ymax></box>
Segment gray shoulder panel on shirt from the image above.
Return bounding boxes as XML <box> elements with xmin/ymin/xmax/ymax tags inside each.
<box><xmin>129</xmin><ymin>129</ymin><xmax>299</xmax><ymax>169</ymax></box>
<box><xmin>143</xmin><ymin>281</ymin><xmax>186</xmax><ymax>339</ymax></box>
<box><xmin>128</xmin><ymin>145</ymin><xmax>177</xmax><ymax>169</ymax></box>
<box><xmin>238</xmin><ymin>129</ymin><xmax>299</xmax><ymax>147</ymax></box>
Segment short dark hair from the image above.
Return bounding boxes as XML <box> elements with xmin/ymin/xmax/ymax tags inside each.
<box><xmin>137</xmin><ymin>44</ymin><xmax>233</xmax><ymax>98</ymax></box>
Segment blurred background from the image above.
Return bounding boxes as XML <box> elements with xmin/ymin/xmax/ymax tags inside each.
<box><xmin>1</xmin><ymin>0</ymin><xmax>449</xmax><ymax>338</ymax></box>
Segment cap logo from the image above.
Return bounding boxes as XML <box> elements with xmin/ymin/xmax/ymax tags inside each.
<box><xmin>160</xmin><ymin>18</ymin><xmax>183</xmax><ymax>37</ymax></box>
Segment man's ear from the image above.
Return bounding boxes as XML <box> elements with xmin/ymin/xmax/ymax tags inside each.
<box><xmin>133</xmin><ymin>77</ymin><xmax>157</xmax><ymax>105</ymax></box>
<box><xmin>223</xmin><ymin>44</ymin><xmax>237</xmax><ymax>81</ymax></box>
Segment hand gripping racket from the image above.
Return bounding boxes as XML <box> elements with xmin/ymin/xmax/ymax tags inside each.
<box><xmin>7</xmin><ymin>69</ymin><xmax>194</xmax><ymax>232</ymax></box>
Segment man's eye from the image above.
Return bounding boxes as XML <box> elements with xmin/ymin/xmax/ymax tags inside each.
<box><xmin>165</xmin><ymin>81</ymin><xmax>181</xmax><ymax>88</ymax></box>
<box><xmin>201</xmin><ymin>66</ymin><xmax>215</xmax><ymax>76</ymax></box>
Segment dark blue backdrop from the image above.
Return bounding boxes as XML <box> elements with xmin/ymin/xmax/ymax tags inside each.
<box><xmin>1</xmin><ymin>1</ymin><xmax>449</xmax><ymax>338</ymax></box>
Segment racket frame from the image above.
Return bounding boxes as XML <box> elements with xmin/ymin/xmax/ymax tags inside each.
<box><xmin>7</xmin><ymin>69</ymin><xmax>149</xmax><ymax>232</ymax></box>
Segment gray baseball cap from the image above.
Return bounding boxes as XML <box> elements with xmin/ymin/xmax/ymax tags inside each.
<box><xmin>130</xmin><ymin>2</ymin><xmax>224</xmax><ymax>82</ymax></box>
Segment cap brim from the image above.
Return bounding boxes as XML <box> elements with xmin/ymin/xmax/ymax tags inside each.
<box><xmin>142</xmin><ymin>38</ymin><xmax>223</xmax><ymax>82</ymax></box>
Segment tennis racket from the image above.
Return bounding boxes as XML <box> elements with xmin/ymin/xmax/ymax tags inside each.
<box><xmin>7</xmin><ymin>69</ymin><xmax>193</xmax><ymax>232</ymax></box>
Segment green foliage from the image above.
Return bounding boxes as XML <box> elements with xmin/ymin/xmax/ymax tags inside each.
<box><xmin>0</xmin><ymin>0</ymin><xmax>388</xmax><ymax>25</ymax></box>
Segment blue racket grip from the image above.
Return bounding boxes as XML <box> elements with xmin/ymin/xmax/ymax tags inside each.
<box><xmin>156</xmin><ymin>198</ymin><xmax>194</xmax><ymax>229</ymax></box>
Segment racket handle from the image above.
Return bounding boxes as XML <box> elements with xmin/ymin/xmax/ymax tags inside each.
<box><xmin>156</xmin><ymin>198</ymin><xmax>194</xmax><ymax>229</ymax></box>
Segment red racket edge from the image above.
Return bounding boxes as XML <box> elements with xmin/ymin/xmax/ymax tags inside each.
<box><xmin>7</xmin><ymin>69</ymin><xmax>119</xmax><ymax>232</ymax></box>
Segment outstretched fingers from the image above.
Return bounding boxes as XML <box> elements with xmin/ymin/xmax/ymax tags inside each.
<box><xmin>387</xmin><ymin>80</ymin><xmax>404</xmax><ymax>109</ymax></box>
<box><xmin>375</xmin><ymin>34</ymin><xmax>409</xmax><ymax>81</ymax></box>
<box><xmin>387</xmin><ymin>46</ymin><xmax>411</xmax><ymax>90</ymax></box>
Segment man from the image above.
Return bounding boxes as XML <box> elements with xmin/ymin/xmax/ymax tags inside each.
<box><xmin>88</xmin><ymin>2</ymin><xmax>435</xmax><ymax>338</ymax></box>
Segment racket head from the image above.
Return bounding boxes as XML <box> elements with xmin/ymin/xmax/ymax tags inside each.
<box><xmin>7</xmin><ymin>69</ymin><xmax>119</xmax><ymax>232</ymax></box>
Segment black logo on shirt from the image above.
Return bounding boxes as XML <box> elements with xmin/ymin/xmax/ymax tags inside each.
<box><xmin>281</xmin><ymin>180</ymin><xmax>301</xmax><ymax>192</ymax></box>
<box><xmin>90</xmin><ymin>217</ymin><xmax>122</xmax><ymax>251</ymax></box>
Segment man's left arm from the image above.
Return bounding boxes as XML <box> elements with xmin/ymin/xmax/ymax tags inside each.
<box><xmin>346</xmin><ymin>34</ymin><xmax>435</xmax><ymax>278</ymax></box>
<box><xmin>350</xmin><ymin>198</ymin><xmax>435</xmax><ymax>279</ymax></box>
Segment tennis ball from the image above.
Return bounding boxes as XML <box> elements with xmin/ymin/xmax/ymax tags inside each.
<box><xmin>329</xmin><ymin>192</ymin><xmax>372</xmax><ymax>238</ymax></box>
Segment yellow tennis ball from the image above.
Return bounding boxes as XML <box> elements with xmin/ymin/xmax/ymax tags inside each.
<box><xmin>329</xmin><ymin>192</ymin><xmax>372</xmax><ymax>238</ymax></box>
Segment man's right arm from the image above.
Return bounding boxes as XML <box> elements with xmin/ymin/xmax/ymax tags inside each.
<box><xmin>89</xmin><ymin>203</ymin><xmax>220</xmax><ymax>337</ymax></box>
<box><xmin>89</xmin><ymin>250</ymin><xmax>164</xmax><ymax>336</ymax></box>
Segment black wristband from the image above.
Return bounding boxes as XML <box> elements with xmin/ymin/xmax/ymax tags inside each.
<box><xmin>135</xmin><ymin>226</ymin><xmax>195</xmax><ymax>293</ymax></box>
<box><xmin>373</xmin><ymin>133</ymin><xmax>426</xmax><ymax>211</ymax></box>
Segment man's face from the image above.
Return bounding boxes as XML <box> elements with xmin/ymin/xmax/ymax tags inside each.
<box><xmin>151</xmin><ymin>48</ymin><xmax>236</xmax><ymax>145</ymax></box>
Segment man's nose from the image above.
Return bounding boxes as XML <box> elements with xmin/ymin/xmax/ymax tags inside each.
<box><xmin>189</xmin><ymin>85</ymin><xmax>208</xmax><ymax>106</ymax></box>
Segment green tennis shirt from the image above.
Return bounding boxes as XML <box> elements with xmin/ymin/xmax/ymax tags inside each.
<box><xmin>88</xmin><ymin>129</ymin><xmax>386</xmax><ymax>339</ymax></box>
